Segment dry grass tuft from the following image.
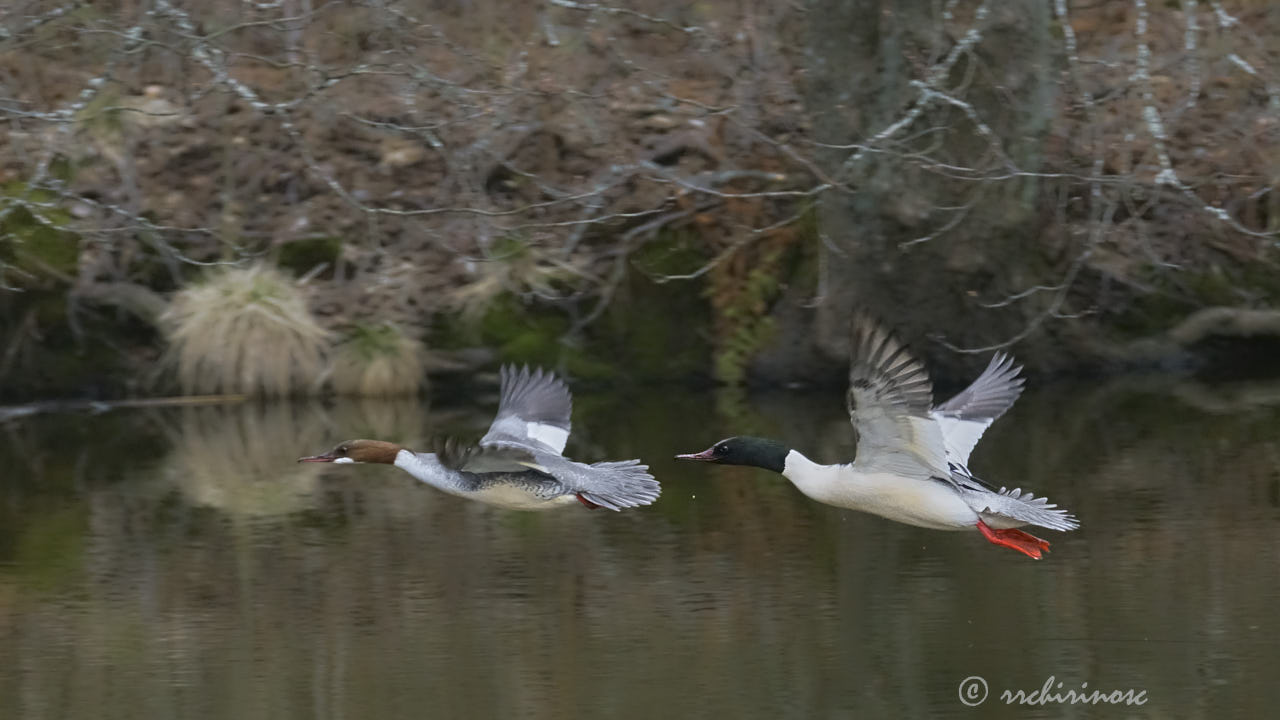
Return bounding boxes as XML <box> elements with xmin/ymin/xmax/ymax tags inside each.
<box><xmin>447</xmin><ymin>236</ymin><xmax>582</xmax><ymax>322</ymax></box>
<box><xmin>329</xmin><ymin>322</ymin><xmax>428</xmax><ymax>396</ymax></box>
<box><xmin>162</xmin><ymin>264</ymin><xmax>329</xmax><ymax>397</ymax></box>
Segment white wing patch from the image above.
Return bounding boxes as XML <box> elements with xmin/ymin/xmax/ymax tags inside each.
<box><xmin>479</xmin><ymin>366</ymin><xmax>574</xmax><ymax>456</ymax></box>
<box><xmin>526</xmin><ymin>422</ymin><xmax>569</xmax><ymax>455</ymax></box>
<box><xmin>905</xmin><ymin>416</ymin><xmax>949</xmax><ymax>476</ymax></box>
<box><xmin>932</xmin><ymin>415</ymin><xmax>992</xmax><ymax>466</ymax></box>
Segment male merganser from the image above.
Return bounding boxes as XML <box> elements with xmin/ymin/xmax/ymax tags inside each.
<box><xmin>676</xmin><ymin>315</ymin><xmax>1078</xmax><ymax>559</ymax></box>
<box><xmin>299</xmin><ymin>366</ymin><xmax>660</xmax><ymax>511</ymax></box>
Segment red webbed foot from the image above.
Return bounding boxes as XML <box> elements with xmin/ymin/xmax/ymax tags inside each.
<box><xmin>976</xmin><ymin>519</ymin><xmax>1051</xmax><ymax>560</ymax></box>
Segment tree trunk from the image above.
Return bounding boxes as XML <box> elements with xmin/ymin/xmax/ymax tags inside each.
<box><xmin>799</xmin><ymin>0</ymin><xmax>1059</xmax><ymax>380</ymax></box>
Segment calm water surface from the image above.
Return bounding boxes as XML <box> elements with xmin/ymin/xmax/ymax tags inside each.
<box><xmin>2</xmin><ymin>379</ymin><xmax>1279</xmax><ymax>718</ymax></box>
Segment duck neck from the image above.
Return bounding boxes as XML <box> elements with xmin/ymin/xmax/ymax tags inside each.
<box><xmin>781</xmin><ymin>449</ymin><xmax>848</xmax><ymax>502</ymax></box>
<box><xmin>393</xmin><ymin>450</ymin><xmax>465</xmax><ymax>491</ymax></box>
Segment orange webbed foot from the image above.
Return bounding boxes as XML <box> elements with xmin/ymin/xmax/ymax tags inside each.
<box><xmin>976</xmin><ymin>519</ymin><xmax>1051</xmax><ymax>560</ymax></box>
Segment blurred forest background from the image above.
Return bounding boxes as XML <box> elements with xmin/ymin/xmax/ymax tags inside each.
<box><xmin>0</xmin><ymin>0</ymin><xmax>1277</xmax><ymax>402</ymax></box>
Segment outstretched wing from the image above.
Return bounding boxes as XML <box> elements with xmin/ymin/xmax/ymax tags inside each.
<box><xmin>437</xmin><ymin>437</ymin><xmax>660</xmax><ymax>511</ymax></box>
<box><xmin>846</xmin><ymin>314</ymin><xmax>948</xmax><ymax>479</ymax></box>
<box><xmin>930</xmin><ymin>352</ymin><xmax>1025</xmax><ymax>464</ymax></box>
<box><xmin>479</xmin><ymin>365</ymin><xmax>573</xmax><ymax>455</ymax></box>
<box><xmin>434</xmin><ymin>436</ymin><xmax>551</xmax><ymax>475</ymax></box>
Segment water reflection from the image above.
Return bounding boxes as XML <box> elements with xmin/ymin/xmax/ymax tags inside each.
<box><xmin>1</xmin><ymin>380</ymin><xmax>1279</xmax><ymax>718</ymax></box>
<box><xmin>156</xmin><ymin>399</ymin><xmax>438</xmax><ymax>516</ymax></box>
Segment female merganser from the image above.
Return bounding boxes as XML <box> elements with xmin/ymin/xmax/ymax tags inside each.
<box><xmin>676</xmin><ymin>315</ymin><xmax>1078</xmax><ymax>559</ymax></box>
<box><xmin>299</xmin><ymin>366</ymin><xmax>659</xmax><ymax>511</ymax></box>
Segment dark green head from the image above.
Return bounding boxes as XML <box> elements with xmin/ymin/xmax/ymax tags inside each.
<box><xmin>675</xmin><ymin>436</ymin><xmax>790</xmax><ymax>474</ymax></box>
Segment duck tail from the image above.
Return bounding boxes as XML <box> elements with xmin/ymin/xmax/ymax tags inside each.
<box><xmin>984</xmin><ymin>487</ymin><xmax>1080</xmax><ymax>532</ymax></box>
<box><xmin>577</xmin><ymin>459</ymin><xmax>661</xmax><ymax>511</ymax></box>
<box><xmin>951</xmin><ymin>465</ymin><xmax>1079</xmax><ymax>532</ymax></box>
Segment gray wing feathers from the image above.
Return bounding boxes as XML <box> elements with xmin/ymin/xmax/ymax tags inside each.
<box><xmin>480</xmin><ymin>365</ymin><xmax>573</xmax><ymax>454</ymax></box>
<box><xmin>933</xmin><ymin>352</ymin><xmax>1025</xmax><ymax>421</ymax></box>
<box><xmin>435</xmin><ymin>438</ymin><xmax>547</xmax><ymax>474</ymax></box>
<box><xmin>930</xmin><ymin>352</ymin><xmax>1025</xmax><ymax>464</ymax></box>
<box><xmin>847</xmin><ymin>314</ymin><xmax>948</xmax><ymax>477</ymax></box>
<box><xmin>964</xmin><ymin>486</ymin><xmax>1080</xmax><ymax>532</ymax></box>
<box><xmin>576</xmin><ymin>459</ymin><xmax>661</xmax><ymax>511</ymax></box>
<box><xmin>848</xmin><ymin>315</ymin><xmax>935</xmax><ymax>416</ymax></box>
<box><xmin>458</xmin><ymin>366</ymin><xmax>660</xmax><ymax>510</ymax></box>
<box><xmin>433</xmin><ymin>440</ymin><xmax>659</xmax><ymax>510</ymax></box>
<box><xmin>536</xmin><ymin>454</ymin><xmax>660</xmax><ymax>511</ymax></box>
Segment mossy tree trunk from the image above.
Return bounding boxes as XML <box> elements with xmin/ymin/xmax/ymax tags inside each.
<box><xmin>802</xmin><ymin>0</ymin><xmax>1060</xmax><ymax>379</ymax></box>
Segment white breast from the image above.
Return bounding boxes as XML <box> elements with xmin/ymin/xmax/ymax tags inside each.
<box><xmin>781</xmin><ymin>451</ymin><xmax>978</xmax><ymax>530</ymax></box>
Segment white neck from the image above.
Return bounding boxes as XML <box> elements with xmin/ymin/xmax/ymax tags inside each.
<box><xmin>393</xmin><ymin>449</ymin><xmax>459</xmax><ymax>491</ymax></box>
<box><xmin>780</xmin><ymin>449</ymin><xmax>848</xmax><ymax>503</ymax></box>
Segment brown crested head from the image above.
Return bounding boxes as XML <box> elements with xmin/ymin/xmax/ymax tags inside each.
<box><xmin>298</xmin><ymin>439</ymin><xmax>402</xmax><ymax>465</ymax></box>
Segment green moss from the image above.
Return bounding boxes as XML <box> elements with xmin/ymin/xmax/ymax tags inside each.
<box><xmin>434</xmin><ymin>292</ymin><xmax>580</xmax><ymax>369</ymax></box>
<box><xmin>276</xmin><ymin>235</ymin><xmax>343</xmax><ymax>276</ymax></box>
<box><xmin>695</xmin><ymin>205</ymin><xmax>817</xmax><ymax>385</ymax></box>
<box><xmin>433</xmin><ymin>231</ymin><xmax>714</xmax><ymax>382</ymax></box>
<box><xmin>789</xmin><ymin>207</ymin><xmax>822</xmax><ymax>288</ymax></box>
<box><xmin>714</xmin><ymin>316</ymin><xmax>778</xmax><ymax>385</ymax></box>
<box><xmin>630</xmin><ymin>227</ymin><xmax>710</xmax><ymax>276</ymax></box>
<box><xmin>707</xmin><ymin>239</ymin><xmax>795</xmax><ymax>385</ymax></box>
<box><xmin>480</xmin><ymin>294</ymin><xmax>566</xmax><ymax>363</ymax></box>
<box><xmin>595</xmin><ymin>229</ymin><xmax>712</xmax><ymax>381</ymax></box>
<box><xmin>19</xmin><ymin>219</ymin><xmax>78</xmax><ymax>272</ymax></box>
<box><xmin>1</xmin><ymin>194</ymin><xmax>80</xmax><ymax>278</ymax></box>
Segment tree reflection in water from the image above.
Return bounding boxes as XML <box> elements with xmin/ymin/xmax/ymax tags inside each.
<box><xmin>1</xmin><ymin>381</ymin><xmax>1279</xmax><ymax>718</ymax></box>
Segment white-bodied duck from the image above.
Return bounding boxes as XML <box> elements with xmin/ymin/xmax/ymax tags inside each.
<box><xmin>300</xmin><ymin>366</ymin><xmax>659</xmax><ymax>511</ymax></box>
<box><xmin>677</xmin><ymin>314</ymin><xmax>1078</xmax><ymax>558</ymax></box>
